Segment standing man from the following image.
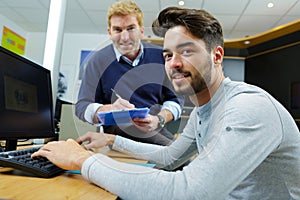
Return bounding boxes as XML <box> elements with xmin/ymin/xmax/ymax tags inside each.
<box><xmin>75</xmin><ymin>0</ymin><xmax>183</xmax><ymax>145</ymax></box>
<box><xmin>34</xmin><ymin>7</ymin><xmax>300</xmax><ymax>200</ymax></box>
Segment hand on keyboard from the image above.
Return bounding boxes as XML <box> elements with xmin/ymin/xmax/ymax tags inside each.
<box><xmin>0</xmin><ymin>147</ymin><xmax>64</xmax><ymax>178</ymax></box>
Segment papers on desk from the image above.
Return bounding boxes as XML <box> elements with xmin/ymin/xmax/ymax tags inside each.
<box><xmin>97</xmin><ymin>107</ymin><xmax>150</xmax><ymax>126</ymax></box>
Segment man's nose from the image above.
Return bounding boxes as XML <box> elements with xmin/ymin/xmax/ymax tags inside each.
<box><xmin>168</xmin><ymin>53</ymin><xmax>183</xmax><ymax>69</ymax></box>
<box><xmin>120</xmin><ymin>30</ymin><xmax>129</xmax><ymax>41</ymax></box>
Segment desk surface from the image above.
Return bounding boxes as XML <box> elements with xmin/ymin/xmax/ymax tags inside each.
<box><xmin>0</xmin><ymin>146</ymin><xmax>146</xmax><ymax>200</ymax></box>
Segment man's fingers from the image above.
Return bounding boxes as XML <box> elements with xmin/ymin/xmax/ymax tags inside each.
<box><xmin>117</xmin><ymin>99</ymin><xmax>135</xmax><ymax>109</ymax></box>
<box><xmin>76</xmin><ymin>132</ymin><xmax>93</xmax><ymax>144</ymax></box>
<box><xmin>31</xmin><ymin>148</ymin><xmax>50</xmax><ymax>158</ymax></box>
<box><xmin>83</xmin><ymin>143</ymin><xmax>93</xmax><ymax>150</ymax></box>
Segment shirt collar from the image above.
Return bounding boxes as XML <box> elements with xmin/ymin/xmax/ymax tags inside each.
<box><xmin>113</xmin><ymin>43</ymin><xmax>144</xmax><ymax>66</ymax></box>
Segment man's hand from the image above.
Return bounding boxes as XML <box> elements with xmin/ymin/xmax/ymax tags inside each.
<box><xmin>76</xmin><ymin>132</ymin><xmax>115</xmax><ymax>150</ymax></box>
<box><xmin>31</xmin><ymin>139</ymin><xmax>92</xmax><ymax>170</ymax></box>
<box><xmin>133</xmin><ymin>110</ymin><xmax>174</xmax><ymax>133</ymax></box>
<box><xmin>111</xmin><ymin>98</ymin><xmax>135</xmax><ymax>111</ymax></box>
<box><xmin>93</xmin><ymin>98</ymin><xmax>135</xmax><ymax>122</ymax></box>
<box><xmin>132</xmin><ymin>114</ymin><xmax>160</xmax><ymax>132</ymax></box>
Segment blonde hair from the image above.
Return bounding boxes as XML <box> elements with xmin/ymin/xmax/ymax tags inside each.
<box><xmin>107</xmin><ymin>0</ymin><xmax>144</xmax><ymax>27</ymax></box>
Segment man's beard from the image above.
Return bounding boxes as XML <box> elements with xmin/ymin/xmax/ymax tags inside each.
<box><xmin>172</xmin><ymin>59</ymin><xmax>212</xmax><ymax>96</ymax></box>
<box><xmin>173</xmin><ymin>74</ymin><xmax>209</xmax><ymax>96</ymax></box>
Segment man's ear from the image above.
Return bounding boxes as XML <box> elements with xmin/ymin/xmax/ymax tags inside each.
<box><xmin>140</xmin><ymin>26</ymin><xmax>145</xmax><ymax>39</ymax></box>
<box><xmin>140</xmin><ymin>26</ymin><xmax>145</xmax><ymax>34</ymax></box>
<box><xmin>214</xmin><ymin>46</ymin><xmax>224</xmax><ymax>64</ymax></box>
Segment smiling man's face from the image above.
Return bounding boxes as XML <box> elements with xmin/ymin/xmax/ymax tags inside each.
<box><xmin>108</xmin><ymin>14</ymin><xmax>144</xmax><ymax>60</ymax></box>
<box><xmin>163</xmin><ymin>26</ymin><xmax>213</xmax><ymax>96</ymax></box>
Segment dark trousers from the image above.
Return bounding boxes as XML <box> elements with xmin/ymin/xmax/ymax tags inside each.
<box><xmin>104</xmin><ymin>124</ymin><xmax>174</xmax><ymax>146</ymax></box>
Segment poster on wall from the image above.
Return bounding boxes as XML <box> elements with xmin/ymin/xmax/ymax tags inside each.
<box><xmin>1</xmin><ymin>26</ymin><xmax>26</xmax><ymax>55</ymax></box>
<box><xmin>78</xmin><ymin>50</ymin><xmax>95</xmax><ymax>80</ymax></box>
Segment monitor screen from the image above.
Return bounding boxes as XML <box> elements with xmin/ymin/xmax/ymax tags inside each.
<box><xmin>0</xmin><ymin>46</ymin><xmax>56</xmax><ymax>151</ymax></box>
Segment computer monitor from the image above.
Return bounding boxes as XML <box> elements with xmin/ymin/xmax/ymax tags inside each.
<box><xmin>0</xmin><ymin>46</ymin><xmax>57</xmax><ymax>151</ymax></box>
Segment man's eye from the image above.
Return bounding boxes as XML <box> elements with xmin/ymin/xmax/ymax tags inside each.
<box><xmin>128</xmin><ymin>27</ymin><xmax>135</xmax><ymax>31</ymax></box>
<box><xmin>114</xmin><ymin>28</ymin><xmax>122</xmax><ymax>33</ymax></box>
<box><xmin>163</xmin><ymin>54</ymin><xmax>172</xmax><ymax>61</ymax></box>
<box><xmin>182</xmin><ymin>49</ymin><xmax>192</xmax><ymax>54</ymax></box>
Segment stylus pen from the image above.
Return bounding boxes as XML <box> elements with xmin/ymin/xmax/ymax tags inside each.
<box><xmin>111</xmin><ymin>88</ymin><xmax>123</xmax><ymax>99</ymax></box>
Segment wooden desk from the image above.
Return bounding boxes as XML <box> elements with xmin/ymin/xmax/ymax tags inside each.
<box><xmin>0</xmin><ymin>146</ymin><xmax>146</xmax><ymax>200</ymax></box>
<box><xmin>0</xmin><ymin>169</ymin><xmax>116</xmax><ymax>200</ymax></box>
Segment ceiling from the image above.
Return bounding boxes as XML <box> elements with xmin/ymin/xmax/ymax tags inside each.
<box><xmin>0</xmin><ymin>0</ymin><xmax>299</xmax><ymax>40</ymax></box>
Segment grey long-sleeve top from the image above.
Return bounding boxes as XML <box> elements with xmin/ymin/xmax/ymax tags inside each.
<box><xmin>81</xmin><ymin>78</ymin><xmax>300</xmax><ymax>200</ymax></box>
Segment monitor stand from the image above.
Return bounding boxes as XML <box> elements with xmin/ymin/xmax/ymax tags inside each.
<box><xmin>5</xmin><ymin>139</ymin><xmax>18</xmax><ymax>151</ymax></box>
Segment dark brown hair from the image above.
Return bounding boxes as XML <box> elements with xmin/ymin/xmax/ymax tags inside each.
<box><xmin>152</xmin><ymin>7</ymin><xmax>224</xmax><ymax>51</ymax></box>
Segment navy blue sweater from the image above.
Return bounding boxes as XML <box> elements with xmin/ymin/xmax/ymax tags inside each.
<box><xmin>76</xmin><ymin>42</ymin><xmax>182</xmax><ymax>121</ymax></box>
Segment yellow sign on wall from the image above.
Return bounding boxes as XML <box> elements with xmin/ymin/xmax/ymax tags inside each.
<box><xmin>1</xmin><ymin>26</ymin><xmax>26</xmax><ymax>55</ymax></box>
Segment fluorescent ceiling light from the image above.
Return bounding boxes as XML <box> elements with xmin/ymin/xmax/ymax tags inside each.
<box><xmin>267</xmin><ymin>2</ymin><xmax>274</xmax><ymax>8</ymax></box>
<box><xmin>178</xmin><ymin>1</ymin><xmax>184</xmax><ymax>6</ymax></box>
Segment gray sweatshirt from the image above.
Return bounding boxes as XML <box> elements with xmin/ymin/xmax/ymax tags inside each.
<box><xmin>81</xmin><ymin>78</ymin><xmax>300</xmax><ymax>200</ymax></box>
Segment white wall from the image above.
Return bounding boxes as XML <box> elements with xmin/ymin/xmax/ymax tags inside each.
<box><xmin>26</xmin><ymin>32</ymin><xmax>46</xmax><ymax>65</ymax></box>
<box><xmin>223</xmin><ymin>58</ymin><xmax>245</xmax><ymax>81</ymax></box>
<box><xmin>59</xmin><ymin>33</ymin><xmax>110</xmax><ymax>103</ymax></box>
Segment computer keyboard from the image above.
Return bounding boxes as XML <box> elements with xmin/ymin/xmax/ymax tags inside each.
<box><xmin>0</xmin><ymin>146</ymin><xmax>64</xmax><ymax>178</ymax></box>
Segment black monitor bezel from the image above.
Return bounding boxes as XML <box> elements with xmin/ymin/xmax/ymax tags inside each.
<box><xmin>0</xmin><ymin>46</ymin><xmax>56</xmax><ymax>151</ymax></box>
